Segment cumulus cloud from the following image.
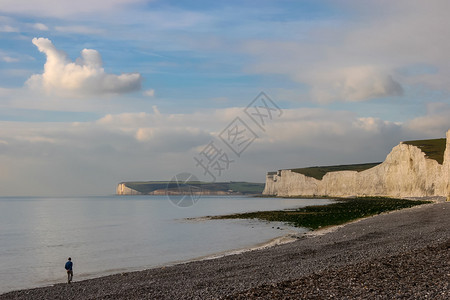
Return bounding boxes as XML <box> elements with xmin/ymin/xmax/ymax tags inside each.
<box><xmin>309</xmin><ymin>66</ymin><xmax>403</xmax><ymax>103</ymax></box>
<box><xmin>243</xmin><ymin>41</ymin><xmax>405</xmax><ymax>103</ymax></box>
<box><xmin>26</xmin><ymin>37</ymin><xmax>142</xmax><ymax>96</ymax></box>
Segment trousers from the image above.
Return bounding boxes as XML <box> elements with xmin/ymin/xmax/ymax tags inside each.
<box><xmin>67</xmin><ymin>270</ymin><xmax>73</xmax><ymax>283</ymax></box>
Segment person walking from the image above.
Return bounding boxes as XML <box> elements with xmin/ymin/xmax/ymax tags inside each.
<box><xmin>65</xmin><ymin>257</ymin><xmax>73</xmax><ymax>284</ymax></box>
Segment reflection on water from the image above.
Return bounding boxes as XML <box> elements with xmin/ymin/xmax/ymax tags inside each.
<box><xmin>0</xmin><ymin>196</ymin><xmax>333</xmax><ymax>294</ymax></box>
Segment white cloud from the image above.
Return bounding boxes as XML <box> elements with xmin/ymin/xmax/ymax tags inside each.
<box><xmin>0</xmin><ymin>50</ymin><xmax>20</xmax><ymax>63</ymax></box>
<box><xmin>309</xmin><ymin>66</ymin><xmax>403</xmax><ymax>103</ymax></box>
<box><xmin>33</xmin><ymin>23</ymin><xmax>49</xmax><ymax>31</ymax></box>
<box><xmin>27</xmin><ymin>37</ymin><xmax>142</xmax><ymax>96</ymax></box>
<box><xmin>1</xmin><ymin>56</ymin><xmax>19</xmax><ymax>63</ymax></box>
<box><xmin>243</xmin><ymin>41</ymin><xmax>405</xmax><ymax>103</ymax></box>
<box><xmin>144</xmin><ymin>89</ymin><xmax>155</xmax><ymax>97</ymax></box>
<box><xmin>0</xmin><ymin>24</ymin><xmax>19</xmax><ymax>32</ymax></box>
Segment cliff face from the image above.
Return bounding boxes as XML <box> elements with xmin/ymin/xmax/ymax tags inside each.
<box><xmin>445</xmin><ymin>130</ymin><xmax>450</xmax><ymax>200</ymax></box>
<box><xmin>117</xmin><ymin>183</ymin><xmax>142</xmax><ymax>195</ymax></box>
<box><xmin>263</xmin><ymin>130</ymin><xmax>450</xmax><ymax>199</ymax></box>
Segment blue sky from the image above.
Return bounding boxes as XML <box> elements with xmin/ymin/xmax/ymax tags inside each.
<box><xmin>0</xmin><ymin>0</ymin><xmax>449</xmax><ymax>196</ymax></box>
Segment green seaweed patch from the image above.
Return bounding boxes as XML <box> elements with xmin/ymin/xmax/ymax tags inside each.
<box><xmin>212</xmin><ymin>197</ymin><xmax>431</xmax><ymax>230</ymax></box>
<box><xmin>402</xmin><ymin>138</ymin><xmax>446</xmax><ymax>164</ymax></box>
<box><xmin>290</xmin><ymin>162</ymin><xmax>382</xmax><ymax>180</ymax></box>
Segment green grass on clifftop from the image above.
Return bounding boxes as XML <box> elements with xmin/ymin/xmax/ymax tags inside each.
<box><xmin>402</xmin><ymin>138</ymin><xmax>446</xmax><ymax>164</ymax></box>
<box><xmin>212</xmin><ymin>197</ymin><xmax>431</xmax><ymax>230</ymax></box>
<box><xmin>290</xmin><ymin>163</ymin><xmax>381</xmax><ymax>180</ymax></box>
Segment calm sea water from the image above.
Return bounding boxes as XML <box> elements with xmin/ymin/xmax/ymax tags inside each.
<box><xmin>0</xmin><ymin>195</ymin><xmax>333</xmax><ymax>294</ymax></box>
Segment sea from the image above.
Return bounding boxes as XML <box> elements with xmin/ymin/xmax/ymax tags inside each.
<box><xmin>0</xmin><ymin>195</ymin><xmax>333</xmax><ymax>294</ymax></box>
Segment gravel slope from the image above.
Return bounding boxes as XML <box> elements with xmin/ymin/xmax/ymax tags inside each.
<box><xmin>226</xmin><ymin>239</ymin><xmax>449</xmax><ymax>299</ymax></box>
<box><xmin>1</xmin><ymin>202</ymin><xmax>449</xmax><ymax>300</ymax></box>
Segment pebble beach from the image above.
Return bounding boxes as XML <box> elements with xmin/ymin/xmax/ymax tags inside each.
<box><xmin>1</xmin><ymin>201</ymin><xmax>449</xmax><ymax>299</ymax></box>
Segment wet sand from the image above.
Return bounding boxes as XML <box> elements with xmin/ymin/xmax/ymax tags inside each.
<box><xmin>1</xmin><ymin>202</ymin><xmax>449</xmax><ymax>299</ymax></box>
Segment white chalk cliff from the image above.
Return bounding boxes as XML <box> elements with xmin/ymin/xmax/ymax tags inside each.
<box><xmin>117</xmin><ymin>183</ymin><xmax>142</xmax><ymax>195</ymax></box>
<box><xmin>263</xmin><ymin>130</ymin><xmax>450</xmax><ymax>200</ymax></box>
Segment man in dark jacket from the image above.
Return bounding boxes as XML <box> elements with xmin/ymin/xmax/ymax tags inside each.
<box><xmin>65</xmin><ymin>257</ymin><xmax>73</xmax><ymax>284</ymax></box>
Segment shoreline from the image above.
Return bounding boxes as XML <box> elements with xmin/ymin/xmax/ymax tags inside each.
<box><xmin>0</xmin><ymin>195</ymin><xmax>320</xmax><ymax>294</ymax></box>
<box><xmin>0</xmin><ymin>225</ymin><xmax>306</xmax><ymax>295</ymax></box>
<box><xmin>195</xmin><ymin>230</ymin><xmax>303</xmax><ymax>262</ymax></box>
<box><xmin>2</xmin><ymin>201</ymin><xmax>448</xmax><ymax>299</ymax></box>
<box><xmin>4</xmin><ymin>231</ymin><xmax>302</xmax><ymax>295</ymax></box>
<box><xmin>0</xmin><ymin>218</ymin><xmax>307</xmax><ymax>295</ymax></box>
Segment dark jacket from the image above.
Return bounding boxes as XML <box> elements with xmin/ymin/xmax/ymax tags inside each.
<box><xmin>65</xmin><ymin>261</ymin><xmax>73</xmax><ymax>271</ymax></box>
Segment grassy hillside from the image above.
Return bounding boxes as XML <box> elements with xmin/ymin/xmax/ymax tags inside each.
<box><xmin>122</xmin><ymin>181</ymin><xmax>265</xmax><ymax>195</ymax></box>
<box><xmin>402</xmin><ymin>138</ymin><xmax>446</xmax><ymax>164</ymax></box>
<box><xmin>290</xmin><ymin>162</ymin><xmax>382</xmax><ymax>180</ymax></box>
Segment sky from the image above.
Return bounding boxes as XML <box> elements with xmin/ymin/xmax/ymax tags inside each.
<box><xmin>0</xmin><ymin>0</ymin><xmax>450</xmax><ymax>196</ymax></box>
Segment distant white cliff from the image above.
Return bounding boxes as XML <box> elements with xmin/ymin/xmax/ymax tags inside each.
<box><xmin>117</xmin><ymin>183</ymin><xmax>142</xmax><ymax>195</ymax></box>
<box><xmin>117</xmin><ymin>181</ymin><xmax>265</xmax><ymax>196</ymax></box>
<box><xmin>263</xmin><ymin>129</ymin><xmax>450</xmax><ymax>200</ymax></box>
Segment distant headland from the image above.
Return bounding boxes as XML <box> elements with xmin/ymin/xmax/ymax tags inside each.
<box><xmin>117</xmin><ymin>181</ymin><xmax>265</xmax><ymax>196</ymax></box>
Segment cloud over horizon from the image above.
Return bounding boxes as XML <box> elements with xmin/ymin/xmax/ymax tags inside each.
<box><xmin>27</xmin><ymin>38</ymin><xmax>142</xmax><ymax>96</ymax></box>
<box><xmin>0</xmin><ymin>105</ymin><xmax>449</xmax><ymax>196</ymax></box>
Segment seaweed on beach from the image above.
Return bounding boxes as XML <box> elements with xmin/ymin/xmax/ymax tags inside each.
<box><xmin>212</xmin><ymin>197</ymin><xmax>431</xmax><ymax>230</ymax></box>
